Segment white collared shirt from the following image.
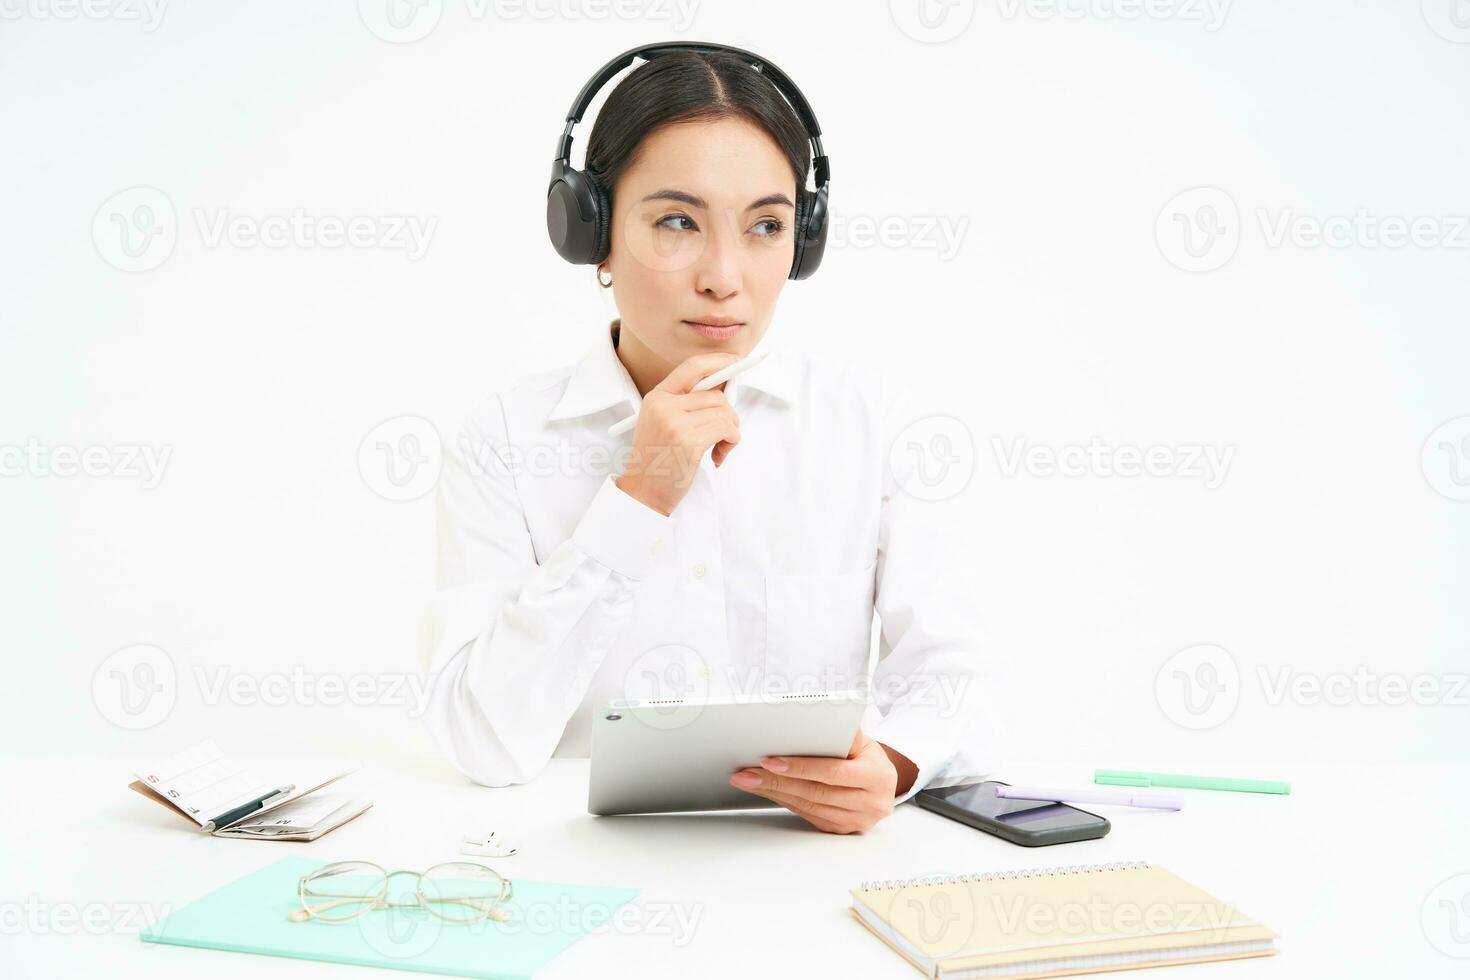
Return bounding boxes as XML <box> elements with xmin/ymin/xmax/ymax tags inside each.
<box><xmin>420</xmin><ymin>321</ymin><xmax>1002</xmax><ymax>804</ymax></box>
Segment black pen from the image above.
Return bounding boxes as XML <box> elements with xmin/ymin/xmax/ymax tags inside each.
<box><xmin>200</xmin><ymin>784</ymin><xmax>295</xmax><ymax>833</ymax></box>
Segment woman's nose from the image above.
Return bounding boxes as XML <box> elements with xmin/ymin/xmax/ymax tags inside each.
<box><xmin>693</xmin><ymin>209</ymin><xmax>743</xmax><ymax>298</ymax></box>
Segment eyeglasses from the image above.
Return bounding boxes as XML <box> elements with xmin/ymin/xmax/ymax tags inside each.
<box><xmin>289</xmin><ymin>860</ymin><xmax>514</xmax><ymax>924</ymax></box>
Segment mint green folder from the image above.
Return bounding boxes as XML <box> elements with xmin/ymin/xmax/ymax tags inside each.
<box><xmin>141</xmin><ymin>856</ymin><xmax>640</xmax><ymax>979</ymax></box>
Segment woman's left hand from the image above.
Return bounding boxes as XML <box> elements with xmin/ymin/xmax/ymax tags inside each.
<box><xmin>729</xmin><ymin>731</ymin><xmax>918</xmax><ymax>834</ymax></box>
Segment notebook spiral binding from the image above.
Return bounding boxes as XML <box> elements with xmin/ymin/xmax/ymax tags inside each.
<box><xmin>857</xmin><ymin>861</ymin><xmax>1151</xmax><ymax>892</ymax></box>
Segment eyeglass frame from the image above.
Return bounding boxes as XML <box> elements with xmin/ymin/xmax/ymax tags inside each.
<box><xmin>290</xmin><ymin>860</ymin><xmax>514</xmax><ymax>924</ymax></box>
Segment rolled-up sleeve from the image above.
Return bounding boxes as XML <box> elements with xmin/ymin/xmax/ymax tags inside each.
<box><xmin>864</xmin><ymin>384</ymin><xmax>1008</xmax><ymax>805</ymax></box>
<box><xmin>420</xmin><ymin>399</ymin><xmax>670</xmax><ymax>787</ymax></box>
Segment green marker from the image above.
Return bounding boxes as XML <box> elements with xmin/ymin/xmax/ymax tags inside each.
<box><xmin>1095</xmin><ymin>769</ymin><xmax>1291</xmax><ymax>795</ymax></box>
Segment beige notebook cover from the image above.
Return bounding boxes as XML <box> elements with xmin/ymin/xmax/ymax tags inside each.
<box><xmin>849</xmin><ymin>862</ymin><xmax>1277</xmax><ymax>979</ymax></box>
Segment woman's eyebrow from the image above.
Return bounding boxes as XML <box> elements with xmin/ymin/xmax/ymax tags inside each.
<box><xmin>640</xmin><ymin>189</ymin><xmax>795</xmax><ymax>211</ymax></box>
<box><xmin>746</xmin><ymin>192</ymin><xmax>795</xmax><ymax>211</ymax></box>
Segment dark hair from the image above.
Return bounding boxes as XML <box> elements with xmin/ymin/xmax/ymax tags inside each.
<box><xmin>584</xmin><ymin>50</ymin><xmax>811</xmax><ymax>201</ymax></box>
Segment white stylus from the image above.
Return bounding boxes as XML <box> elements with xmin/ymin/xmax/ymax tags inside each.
<box><xmin>607</xmin><ymin>348</ymin><xmax>770</xmax><ymax>437</ymax></box>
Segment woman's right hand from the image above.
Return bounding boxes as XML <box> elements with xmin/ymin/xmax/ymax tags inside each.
<box><xmin>615</xmin><ymin>352</ymin><xmax>742</xmax><ymax>516</ymax></box>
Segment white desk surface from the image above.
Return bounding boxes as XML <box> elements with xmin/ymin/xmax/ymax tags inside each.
<box><xmin>7</xmin><ymin>755</ymin><xmax>1470</xmax><ymax>978</ymax></box>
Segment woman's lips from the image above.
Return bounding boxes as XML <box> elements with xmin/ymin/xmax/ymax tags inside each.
<box><xmin>683</xmin><ymin>320</ymin><xmax>745</xmax><ymax>340</ymax></box>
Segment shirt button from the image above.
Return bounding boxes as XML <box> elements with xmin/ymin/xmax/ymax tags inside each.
<box><xmin>691</xmin><ymin>562</ymin><xmax>707</xmax><ymax>580</ymax></box>
<box><xmin>650</xmin><ymin>537</ymin><xmax>664</xmax><ymax>556</ymax></box>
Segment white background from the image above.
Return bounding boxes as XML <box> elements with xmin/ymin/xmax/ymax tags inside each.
<box><xmin>3</xmin><ymin>0</ymin><xmax>1469</xmax><ymax>856</ymax></box>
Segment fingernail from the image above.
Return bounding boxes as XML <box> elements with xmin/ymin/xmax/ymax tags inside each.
<box><xmin>730</xmin><ymin>770</ymin><xmax>761</xmax><ymax>788</ymax></box>
<box><xmin>760</xmin><ymin>757</ymin><xmax>788</xmax><ymax>773</ymax></box>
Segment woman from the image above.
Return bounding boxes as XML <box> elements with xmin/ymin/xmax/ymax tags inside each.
<box><xmin>422</xmin><ymin>45</ymin><xmax>993</xmax><ymax>834</ymax></box>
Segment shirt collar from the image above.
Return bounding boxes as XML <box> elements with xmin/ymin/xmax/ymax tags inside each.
<box><xmin>546</xmin><ymin>320</ymin><xmax>643</xmax><ymax>423</ymax></box>
<box><xmin>547</xmin><ymin>320</ymin><xmax>799</xmax><ymax>423</ymax></box>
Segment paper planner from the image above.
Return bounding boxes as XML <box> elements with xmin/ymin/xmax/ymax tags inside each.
<box><xmin>130</xmin><ymin>739</ymin><xmax>369</xmax><ymax>840</ymax></box>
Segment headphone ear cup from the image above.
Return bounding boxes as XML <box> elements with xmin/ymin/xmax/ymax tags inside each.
<box><xmin>789</xmin><ymin>190</ymin><xmax>811</xmax><ymax>280</ymax></box>
<box><xmin>590</xmin><ymin>175</ymin><xmax>613</xmax><ymax>266</ymax></box>
<box><xmin>547</xmin><ymin>165</ymin><xmax>607</xmax><ymax>265</ymax></box>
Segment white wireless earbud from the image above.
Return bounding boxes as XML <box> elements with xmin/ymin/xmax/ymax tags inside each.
<box><xmin>460</xmin><ymin>830</ymin><xmax>518</xmax><ymax>857</ymax></box>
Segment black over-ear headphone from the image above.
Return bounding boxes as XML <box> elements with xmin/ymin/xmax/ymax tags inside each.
<box><xmin>546</xmin><ymin>41</ymin><xmax>830</xmax><ymax>281</ymax></box>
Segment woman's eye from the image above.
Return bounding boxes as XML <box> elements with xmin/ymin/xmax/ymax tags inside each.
<box><xmin>752</xmin><ymin>218</ymin><xmax>787</xmax><ymax>239</ymax></box>
<box><xmin>654</xmin><ymin>214</ymin><xmax>787</xmax><ymax>238</ymax></box>
<box><xmin>656</xmin><ymin>214</ymin><xmax>697</xmax><ymax>232</ymax></box>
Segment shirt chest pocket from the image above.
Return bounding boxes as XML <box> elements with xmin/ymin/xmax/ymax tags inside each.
<box><xmin>763</xmin><ymin>561</ymin><xmax>876</xmax><ymax>692</ymax></box>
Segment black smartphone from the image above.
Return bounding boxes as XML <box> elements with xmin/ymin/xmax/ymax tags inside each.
<box><xmin>913</xmin><ymin>780</ymin><xmax>1110</xmax><ymax>847</ymax></box>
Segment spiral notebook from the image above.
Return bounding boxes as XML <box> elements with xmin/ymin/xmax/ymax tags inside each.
<box><xmin>848</xmin><ymin>861</ymin><xmax>1277</xmax><ymax>979</ymax></box>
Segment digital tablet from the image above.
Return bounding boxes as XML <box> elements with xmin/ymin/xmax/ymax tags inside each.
<box><xmin>587</xmin><ymin>690</ymin><xmax>868</xmax><ymax>815</ymax></box>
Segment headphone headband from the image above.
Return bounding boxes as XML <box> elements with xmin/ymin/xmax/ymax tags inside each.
<box><xmin>554</xmin><ymin>41</ymin><xmax>826</xmax><ymax>176</ymax></box>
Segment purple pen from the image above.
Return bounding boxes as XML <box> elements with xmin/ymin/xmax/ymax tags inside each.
<box><xmin>995</xmin><ymin>784</ymin><xmax>1184</xmax><ymax>811</ymax></box>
